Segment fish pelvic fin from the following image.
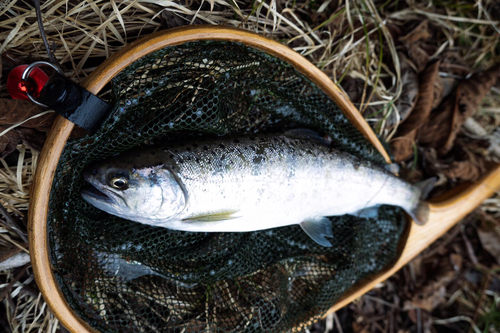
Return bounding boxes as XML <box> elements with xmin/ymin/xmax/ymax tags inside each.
<box><xmin>182</xmin><ymin>210</ymin><xmax>239</xmax><ymax>222</ymax></box>
<box><xmin>300</xmin><ymin>217</ymin><xmax>333</xmax><ymax>247</ymax></box>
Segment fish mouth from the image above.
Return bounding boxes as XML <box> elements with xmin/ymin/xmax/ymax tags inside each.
<box><xmin>81</xmin><ymin>184</ymin><xmax>112</xmax><ymax>203</ymax></box>
<box><xmin>82</xmin><ymin>170</ymin><xmax>113</xmax><ymax>204</ymax></box>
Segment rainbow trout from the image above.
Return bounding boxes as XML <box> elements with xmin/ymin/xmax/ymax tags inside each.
<box><xmin>82</xmin><ymin>133</ymin><xmax>432</xmax><ymax>247</ymax></box>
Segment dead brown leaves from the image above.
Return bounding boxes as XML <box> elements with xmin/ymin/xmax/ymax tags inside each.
<box><xmin>0</xmin><ymin>99</ymin><xmax>55</xmax><ymax>157</ymax></box>
<box><xmin>386</xmin><ymin>53</ymin><xmax>419</xmax><ymax>129</ymax></box>
<box><xmin>419</xmin><ymin>66</ymin><xmax>500</xmax><ymax>156</ymax></box>
<box><xmin>423</xmin><ymin>143</ymin><xmax>487</xmax><ymax>182</ymax></box>
<box><xmin>389</xmin><ymin>20</ymin><xmax>500</xmax><ymax>182</ymax></box>
<box><xmin>400</xmin><ymin>20</ymin><xmax>433</xmax><ymax>73</ymax></box>
<box><xmin>351</xmin><ymin>211</ymin><xmax>500</xmax><ymax>333</ymax></box>
<box><xmin>391</xmin><ymin>60</ymin><xmax>440</xmax><ymax>162</ymax></box>
<box><xmin>477</xmin><ymin>215</ymin><xmax>500</xmax><ymax>265</ymax></box>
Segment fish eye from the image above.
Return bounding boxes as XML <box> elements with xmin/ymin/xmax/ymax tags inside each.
<box><xmin>110</xmin><ymin>174</ymin><xmax>128</xmax><ymax>190</ymax></box>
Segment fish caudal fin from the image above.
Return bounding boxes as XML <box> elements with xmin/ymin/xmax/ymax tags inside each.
<box><xmin>300</xmin><ymin>217</ymin><xmax>333</xmax><ymax>247</ymax></box>
<box><xmin>408</xmin><ymin>201</ymin><xmax>430</xmax><ymax>225</ymax></box>
<box><xmin>416</xmin><ymin>177</ymin><xmax>438</xmax><ymax>199</ymax></box>
<box><xmin>408</xmin><ymin>177</ymin><xmax>437</xmax><ymax>225</ymax></box>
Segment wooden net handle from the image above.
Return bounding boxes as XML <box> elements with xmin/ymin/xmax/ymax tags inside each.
<box><xmin>324</xmin><ymin>163</ymin><xmax>500</xmax><ymax>316</ymax></box>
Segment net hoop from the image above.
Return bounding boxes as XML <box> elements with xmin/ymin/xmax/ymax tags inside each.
<box><xmin>28</xmin><ymin>25</ymin><xmax>391</xmax><ymax>333</ymax></box>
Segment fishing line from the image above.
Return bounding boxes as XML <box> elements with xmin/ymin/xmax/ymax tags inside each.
<box><xmin>34</xmin><ymin>0</ymin><xmax>57</xmax><ymax>65</ymax></box>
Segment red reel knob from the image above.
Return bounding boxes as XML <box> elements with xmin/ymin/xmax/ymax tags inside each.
<box><xmin>7</xmin><ymin>64</ymin><xmax>49</xmax><ymax>100</ymax></box>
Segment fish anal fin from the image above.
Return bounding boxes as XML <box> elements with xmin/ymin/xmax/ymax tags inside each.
<box><xmin>300</xmin><ymin>217</ymin><xmax>333</xmax><ymax>247</ymax></box>
<box><xmin>408</xmin><ymin>177</ymin><xmax>435</xmax><ymax>225</ymax></box>
<box><xmin>182</xmin><ymin>210</ymin><xmax>239</xmax><ymax>222</ymax></box>
<box><xmin>408</xmin><ymin>201</ymin><xmax>430</xmax><ymax>225</ymax></box>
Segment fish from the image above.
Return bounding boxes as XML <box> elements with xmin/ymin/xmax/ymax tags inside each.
<box><xmin>81</xmin><ymin>132</ymin><xmax>434</xmax><ymax>247</ymax></box>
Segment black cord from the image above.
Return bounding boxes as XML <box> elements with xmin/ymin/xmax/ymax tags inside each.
<box><xmin>34</xmin><ymin>0</ymin><xmax>57</xmax><ymax>64</ymax></box>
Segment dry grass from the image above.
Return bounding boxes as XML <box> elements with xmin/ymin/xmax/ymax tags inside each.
<box><xmin>1</xmin><ymin>0</ymin><xmax>500</xmax><ymax>332</ymax></box>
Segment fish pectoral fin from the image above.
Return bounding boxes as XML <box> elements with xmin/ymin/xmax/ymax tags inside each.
<box><xmin>300</xmin><ymin>217</ymin><xmax>333</xmax><ymax>247</ymax></box>
<box><xmin>182</xmin><ymin>210</ymin><xmax>239</xmax><ymax>222</ymax></box>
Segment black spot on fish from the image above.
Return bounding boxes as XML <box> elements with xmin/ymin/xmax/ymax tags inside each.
<box><xmin>219</xmin><ymin>144</ymin><xmax>225</xmax><ymax>149</ymax></box>
<box><xmin>253</xmin><ymin>156</ymin><xmax>263</xmax><ymax>164</ymax></box>
<box><xmin>353</xmin><ymin>160</ymin><xmax>361</xmax><ymax>170</ymax></box>
<box><xmin>192</xmin><ymin>143</ymin><xmax>199</xmax><ymax>148</ymax></box>
<box><xmin>169</xmin><ymin>154</ymin><xmax>174</xmax><ymax>159</ymax></box>
<box><xmin>233</xmin><ymin>139</ymin><xmax>240</xmax><ymax>143</ymax></box>
<box><xmin>203</xmin><ymin>145</ymin><xmax>208</xmax><ymax>151</ymax></box>
<box><xmin>186</xmin><ymin>147</ymin><xmax>191</xmax><ymax>151</ymax></box>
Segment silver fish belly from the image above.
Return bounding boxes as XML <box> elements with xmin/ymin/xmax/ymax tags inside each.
<box><xmin>81</xmin><ymin>134</ymin><xmax>430</xmax><ymax>247</ymax></box>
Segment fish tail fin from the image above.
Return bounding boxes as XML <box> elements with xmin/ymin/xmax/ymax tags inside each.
<box><xmin>408</xmin><ymin>177</ymin><xmax>437</xmax><ymax>225</ymax></box>
<box><xmin>408</xmin><ymin>201</ymin><xmax>430</xmax><ymax>225</ymax></box>
<box><xmin>416</xmin><ymin>177</ymin><xmax>438</xmax><ymax>200</ymax></box>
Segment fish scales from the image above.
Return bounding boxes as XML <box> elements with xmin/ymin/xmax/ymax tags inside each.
<box><xmin>82</xmin><ymin>134</ymin><xmax>432</xmax><ymax>247</ymax></box>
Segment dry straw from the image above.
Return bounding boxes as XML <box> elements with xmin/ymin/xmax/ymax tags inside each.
<box><xmin>1</xmin><ymin>0</ymin><xmax>500</xmax><ymax>331</ymax></box>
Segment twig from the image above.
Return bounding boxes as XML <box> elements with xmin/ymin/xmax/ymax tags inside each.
<box><xmin>325</xmin><ymin>313</ymin><xmax>334</xmax><ymax>332</ymax></box>
<box><xmin>469</xmin><ymin>273</ymin><xmax>491</xmax><ymax>333</ymax></box>
<box><xmin>0</xmin><ymin>264</ymin><xmax>29</xmax><ymax>303</ymax></box>
<box><xmin>0</xmin><ymin>201</ymin><xmax>28</xmax><ymax>243</ymax></box>
<box><xmin>421</xmin><ymin>224</ymin><xmax>462</xmax><ymax>259</ymax></box>
<box><xmin>363</xmin><ymin>294</ymin><xmax>398</xmax><ymax>308</ymax></box>
<box><xmin>333</xmin><ymin>313</ymin><xmax>344</xmax><ymax>333</ymax></box>
<box><xmin>417</xmin><ymin>308</ymin><xmax>422</xmax><ymax>333</ymax></box>
<box><xmin>432</xmin><ymin>316</ymin><xmax>481</xmax><ymax>333</ymax></box>
<box><xmin>460</xmin><ymin>225</ymin><xmax>479</xmax><ymax>265</ymax></box>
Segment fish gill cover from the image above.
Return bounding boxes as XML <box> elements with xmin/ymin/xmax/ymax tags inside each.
<box><xmin>48</xmin><ymin>41</ymin><xmax>406</xmax><ymax>333</ymax></box>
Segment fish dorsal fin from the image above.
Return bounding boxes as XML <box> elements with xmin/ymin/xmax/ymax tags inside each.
<box><xmin>384</xmin><ymin>163</ymin><xmax>400</xmax><ymax>175</ymax></box>
<box><xmin>284</xmin><ymin>129</ymin><xmax>332</xmax><ymax>146</ymax></box>
<box><xmin>300</xmin><ymin>217</ymin><xmax>333</xmax><ymax>247</ymax></box>
<box><xmin>182</xmin><ymin>210</ymin><xmax>239</xmax><ymax>222</ymax></box>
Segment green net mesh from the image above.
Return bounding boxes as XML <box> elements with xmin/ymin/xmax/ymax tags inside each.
<box><xmin>48</xmin><ymin>41</ymin><xmax>407</xmax><ymax>333</ymax></box>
